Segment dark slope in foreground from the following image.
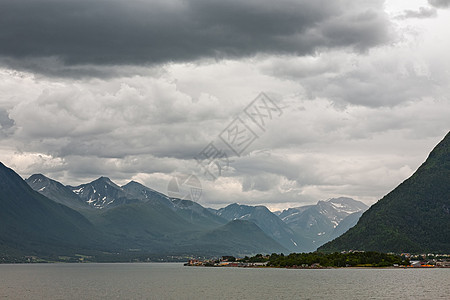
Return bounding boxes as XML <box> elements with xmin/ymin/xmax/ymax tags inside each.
<box><xmin>0</xmin><ymin>163</ymin><xmax>99</xmax><ymax>256</ymax></box>
<box><xmin>319</xmin><ymin>132</ymin><xmax>450</xmax><ymax>253</ymax></box>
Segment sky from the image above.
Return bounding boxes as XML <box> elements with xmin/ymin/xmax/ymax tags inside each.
<box><xmin>0</xmin><ymin>0</ymin><xmax>449</xmax><ymax>211</ymax></box>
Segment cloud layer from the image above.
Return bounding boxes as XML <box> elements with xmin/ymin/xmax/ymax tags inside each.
<box><xmin>0</xmin><ymin>0</ymin><xmax>390</xmax><ymax>75</ymax></box>
<box><xmin>428</xmin><ymin>0</ymin><xmax>450</xmax><ymax>8</ymax></box>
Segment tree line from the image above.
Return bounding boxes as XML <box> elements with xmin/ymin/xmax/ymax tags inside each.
<box><xmin>240</xmin><ymin>251</ymin><xmax>409</xmax><ymax>267</ymax></box>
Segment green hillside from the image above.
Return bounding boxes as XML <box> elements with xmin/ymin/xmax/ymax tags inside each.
<box><xmin>319</xmin><ymin>131</ymin><xmax>450</xmax><ymax>253</ymax></box>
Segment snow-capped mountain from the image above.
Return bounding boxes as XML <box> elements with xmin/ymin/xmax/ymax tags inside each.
<box><xmin>68</xmin><ymin>177</ymin><xmax>138</xmax><ymax>209</ymax></box>
<box><xmin>277</xmin><ymin>197</ymin><xmax>368</xmax><ymax>251</ymax></box>
<box><xmin>28</xmin><ymin>175</ymin><xmax>177</xmax><ymax>210</ymax></box>
<box><xmin>215</xmin><ymin>203</ymin><xmax>305</xmax><ymax>252</ymax></box>
<box><xmin>279</xmin><ymin>197</ymin><xmax>367</xmax><ymax>228</ymax></box>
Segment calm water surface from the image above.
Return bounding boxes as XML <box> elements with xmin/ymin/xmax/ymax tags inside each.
<box><xmin>0</xmin><ymin>263</ymin><xmax>449</xmax><ymax>299</ymax></box>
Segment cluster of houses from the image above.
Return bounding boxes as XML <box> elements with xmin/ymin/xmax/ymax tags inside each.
<box><xmin>401</xmin><ymin>253</ymin><xmax>450</xmax><ymax>268</ymax></box>
<box><xmin>184</xmin><ymin>256</ymin><xmax>268</xmax><ymax>267</ymax></box>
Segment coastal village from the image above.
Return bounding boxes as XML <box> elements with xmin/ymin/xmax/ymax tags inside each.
<box><xmin>185</xmin><ymin>252</ymin><xmax>450</xmax><ymax>268</ymax></box>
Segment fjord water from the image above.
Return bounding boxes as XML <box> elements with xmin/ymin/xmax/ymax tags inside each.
<box><xmin>0</xmin><ymin>263</ymin><xmax>448</xmax><ymax>299</ymax></box>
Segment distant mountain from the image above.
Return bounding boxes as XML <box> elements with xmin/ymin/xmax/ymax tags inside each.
<box><xmin>319</xmin><ymin>131</ymin><xmax>450</xmax><ymax>253</ymax></box>
<box><xmin>195</xmin><ymin>220</ymin><xmax>288</xmax><ymax>255</ymax></box>
<box><xmin>78</xmin><ymin>197</ymin><xmax>285</xmax><ymax>256</ymax></box>
<box><xmin>21</xmin><ymin>169</ymin><xmax>370</xmax><ymax>255</ymax></box>
<box><xmin>26</xmin><ymin>174</ymin><xmax>88</xmax><ymax>210</ymax></box>
<box><xmin>0</xmin><ymin>163</ymin><xmax>98</xmax><ymax>257</ymax></box>
<box><xmin>329</xmin><ymin>210</ymin><xmax>364</xmax><ymax>241</ymax></box>
<box><xmin>89</xmin><ymin>199</ymin><xmax>195</xmax><ymax>252</ymax></box>
<box><xmin>275</xmin><ymin>205</ymin><xmax>313</xmax><ymax>219</ymax></box>
<box><xmin>277</xmin><ymin>197</ymin><xmax>368</xmax><ymax>252</ymax></box>
<box><xmin>171</xmin><ymin>199</ymin><xmax>227</xmax><ymax>228</ymax></box>
<box><xmin>122</xmin><ymin>181</ymin><xmax>174</xmax><ymax>208</ymax></box>
<box><xmin>279</xmin><ymin>198</ymin><xmax>367</xmax><ymax>227</ymax></box>
<box><xmin>215</xmin><ymin>203</ymin><xmax>304</xmax><ymax>252</ymax></box>
<box><xmin>68</xmin><ymin>177</ymin><xmax>139</xmax><ymax>209</ymax></box>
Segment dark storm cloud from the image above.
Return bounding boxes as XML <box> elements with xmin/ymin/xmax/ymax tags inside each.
<box><xmin>0</xmin><ymin>0</ymin><xmax>390</xmax><ymax>74</ymax></box>
<box><xmin>428</xmin><ymin>0</ymin><xmax>450</xmax><ymax>8</ymax></box>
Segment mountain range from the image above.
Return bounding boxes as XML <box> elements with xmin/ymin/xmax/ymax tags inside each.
<box><xmin>213</xmin><ymin>200</ymin><xmax>367</xmax><ymax>252</ymax></box>
<box><xmin>27</xmin><ymin>174</ymin><xmax>368</xmax><ymax>253</ymax></box>
<box><xmin>5</xmin><ymin>131</ymin><xmax>447</xmax><ymax>260</ymax></box>
<box><xmin>1</xmin><ymin>164</ymin><xmax>287</xmax><ymax>259</ymax></box>
<box><xmin>0</xmin><ymin>162</ymin><xmax>368</xmax><ymax>260</ymax></box>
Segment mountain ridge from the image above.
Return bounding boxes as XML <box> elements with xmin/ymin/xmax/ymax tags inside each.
<box><xmin>25</xmin><ymin>172</ymin><xmax>369</xmax><ymax>254</ymax></box>
<box><xmin>2</xmin><ymin>164</ymin><xmax>287</xmax><ymax>257</ymax></box>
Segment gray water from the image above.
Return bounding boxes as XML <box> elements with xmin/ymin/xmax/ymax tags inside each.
<box><xmin>0</xmin><ymin>263</ymin><xmax>449</xmax><ymax>299</ymax></box>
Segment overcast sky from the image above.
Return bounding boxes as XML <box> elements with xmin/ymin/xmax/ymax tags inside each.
<box><xmin>1</xmin><ymin>0</ymin><xmax>449</xmax><ymax>210</ymax></box>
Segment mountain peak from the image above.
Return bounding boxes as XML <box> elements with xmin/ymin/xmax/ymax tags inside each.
<box><xmin>27</xmin><ymin>173</ymin><xmax>52</xmax><ymax>184</ymax></box>
<box><xmin>28</xmin><ymin>173</ymin><xmax>47</xmax><ymax>178</ymax></box>
<box><xmin>88</xmin><ymin>176</ymin><xmax>122</xmax><ymax>189</ymax></box>
<box><xmin>0</xmin><ymin>162</ymin><xmax>30</xmax><ymax>190</ymax></box>
<box><xmin>94</xmin><ymin>176</ymin><xmax>114</xmax><ymax>183</ymax></box>
<box><xmin>26</xmin><ymin>173</ymin><xmax>88</xmax><ymax>209</ymax></box>
<box><xmin>68</xmin><ymin>176</ymin><xmax>129</xmax><ymax>209</ymax></box>
<box><xmin>122</xmin><ymin>180</ymin><xmax>144</xmax><ymax>188</ymax></box>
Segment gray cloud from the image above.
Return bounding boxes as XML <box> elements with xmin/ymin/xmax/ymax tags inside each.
<box><xmin>7</xmin><ymin>76</ymin><xmax>229</xmax><ymax>160</ymax></box>
<box><xmin>0</xmin><ymin>0</ymin><xmax>390</xmax><ymax>75</ymax></box>
<box><xmin>428</xmin><ymin>0</ymin><xmax>450</xmax><ymax>8</ymax></box>
<box><xmin>0</xmin><ymin>109</ymin><xmax>15</xmax><ymax>139</ymax></box>
<box><xmin>261</xmin><ymin>46</ymin><xmax>448</xmax><ymax>108</ymax></box>
<box><xmin>396</xmin><ymin>7</ymin><xmax>437</xmax><ymax>19</ymax></box>
<box><xmin>0</xmin><ymin>109</ymin><xmax>14</xmax><ymax>129</ymax></box>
